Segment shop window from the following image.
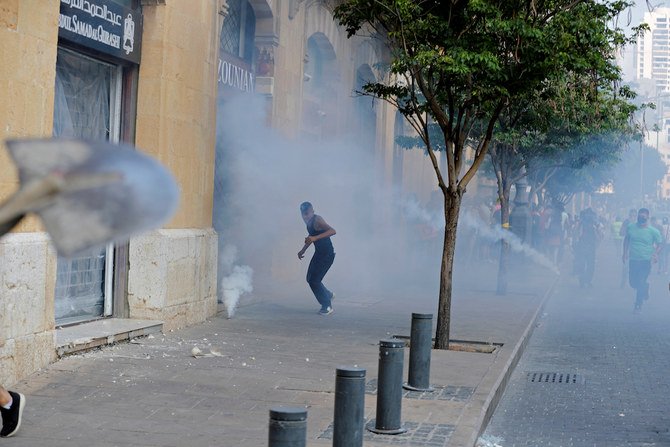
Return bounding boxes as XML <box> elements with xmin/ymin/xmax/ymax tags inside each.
<box><xmin>53</xmin><ymin>47</ymin><xmax>121</xmax><ymax>324</ymax></box>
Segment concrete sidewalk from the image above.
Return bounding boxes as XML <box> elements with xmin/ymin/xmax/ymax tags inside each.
<box><xmin>6</xmin><ymin>261</ymin><xmax>557</xmax><ymax>447</ymax></box>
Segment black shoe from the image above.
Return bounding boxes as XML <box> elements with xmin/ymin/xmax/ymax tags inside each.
<box><xmin>0</xmin><ymin>391</ymin><xmax>25</xmax><ymax>437</ymax></box>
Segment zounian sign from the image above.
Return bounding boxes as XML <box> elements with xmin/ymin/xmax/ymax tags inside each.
<box><xmin>58</xmin><ymin>0</ymin><xmax>142</xmax><ymax>64</ymax></box>
<box><xmin>218</xmin><ymin>53</ymin><xmax>254</xmax><ymax>94</ymax></box>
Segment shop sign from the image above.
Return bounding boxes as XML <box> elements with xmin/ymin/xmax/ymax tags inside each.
<box><xmin>58</xmin><ymin>0</ymin><xmax>142</xmax><ymax>64</ymax></box>
<box><xmin>218</xmin><ymin>52</ymin><xmax>254</xmax><ymax>94</ymax></box>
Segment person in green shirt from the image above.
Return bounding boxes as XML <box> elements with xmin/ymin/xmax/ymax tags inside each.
<box><xmin>623</xmin><ymin>208</ymin><xmax>662</xmax><ymax>312</ymax></box>
<box><xmin>618</xmin><ymin>209</ymin><xmax>637</xmax><ymax>288</ymax></box>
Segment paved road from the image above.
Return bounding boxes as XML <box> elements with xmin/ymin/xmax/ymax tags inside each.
<box><xmin>5</xmin><ymin>253</ymin><xmax>556</xmax><ymax>447</ymax></box>
<box><xmin>482</xmin><ymin>239</ymin><xmax>670</xmax><ymax>447</ymax></box>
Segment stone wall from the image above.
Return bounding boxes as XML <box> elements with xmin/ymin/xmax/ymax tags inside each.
<box><xmin>0</xmin><ymin>234</ymin><xmax>57</xmax><ymax>385</ymax></box>
<box><xmin>127</xmin><ymin>229</ymin><xmax>218</xmax><ymax>331</ymax></box>
<box><xmin>136</xmin><ymin>1</ymin><xmax>219</xmax><ymax>230</ymax></box>
<box><xmin>0</xmin><ymin>2</ymin><xmax>59</xmax><ymax>386</ymax></box>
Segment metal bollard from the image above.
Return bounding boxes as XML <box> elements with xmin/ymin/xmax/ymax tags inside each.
<box><xmin>268</xmin><ymin>407</ymin><xmax>307</xmax><ymax>447</ymax></box>
<box><xmin>404</xmin><ymin>313</ymin><xmax>434</xmax><ymax>392</ymax></box>
<box><xmin>333</xmin><ymin>367</ymin><xmax>366</xmax><ymax>447</ymax></box>
<box><xmin>368</xmin><ymin>339</ymin><xmax>407</xmax><ymax>434</ymax></box>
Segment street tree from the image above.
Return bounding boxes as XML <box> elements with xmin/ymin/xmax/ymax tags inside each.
<box><xmin>488</xmin><ymin>73</ymin><xmax>640</xmax><ymax>294</ymax></box>
<box><xmin>334</xmin><ymin>0</ymin><xmax>638</xmax><ymax>349</ymax></box>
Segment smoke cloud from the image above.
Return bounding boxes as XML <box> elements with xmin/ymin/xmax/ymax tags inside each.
<box><xmin>213</xmin><ymin>93</ymin><xmax>441</xmax><ymax>309</ymax></box>
<box><xmin>219</xmin><ymin>244</ymin><xmax>253</xmax><ymax>318</ymax></box>
<box><xmin>213</xmin><ymin>92</ymin><xmax>562</xmax><ymax>314</ymax></box>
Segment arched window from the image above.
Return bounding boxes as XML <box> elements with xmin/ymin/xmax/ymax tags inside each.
<box><xmin>304</xmin><ymin>37</ymin><xmax>323</xmax><ymax>91</ymax></box>
<box><xmin>354</xmin><ymin>64</ymin><xmax>376</xmax><ymax>152</ymax></box>
<box><xmin>220</xmin><ymin>0</ymin><xmax>256</xmax><ymax>63</ymax></box>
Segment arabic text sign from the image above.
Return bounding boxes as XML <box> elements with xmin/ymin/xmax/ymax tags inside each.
<box><xmin>58</xmin><ymin>0</ymin><xmax>142</xmax><ymax>64</ymax></box>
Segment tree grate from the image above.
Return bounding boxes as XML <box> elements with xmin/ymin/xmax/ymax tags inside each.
<box><xmin>365</xmin><ymin>379</ymin><xmax>474</xmax><ymax>401</ymax></box>
<box><xmin>527</xmin><ymin>372</ymin><xmax>585</xmax><ymax>384</ymax></box>
<box><xmin>319</xmin><ymin>419</ymin><xmax>455</xmax><ymax>446</ymax></box>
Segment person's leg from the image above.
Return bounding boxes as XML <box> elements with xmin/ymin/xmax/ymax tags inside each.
<box><xmin>0</xmin><ymin>386</ymin><xmax>10</xmax><ymax>407</ymax></box>
<box><xmin>640</xmin><ymin>260</ymin><xmax>651</xmax><ymax>303</ymax></box>
<box><xmin>629</xmin><ymin>260</ymin><xmax>642</xmax><ymax>309</ymax></box>
<box><xmin>620</xmin><ymin>241</ymin><xmax>627</xmax><ymax>288</ymax></box>
<box><xmin>585</xmin><ymin>247</ymin><xmax>596</xmax><ymax>286</ymax></box>
<box><xmin>306</xmin><ymin>255</ymin><xmax>328</xmax><ymax>308</ymax></box>
<box><xmin>621</xmin><ymin>258</ymin><xmax>628</xmax><ymax>288</ymax></box>
<box><xmin>306</xmin><ymin>252</ymin><xmax>335</xmax><ymax>311</ymax></box>
<box><xmin>0</xmin><ymin>385</ymin><xmax>25</xmax><ymax>437</ymax></box>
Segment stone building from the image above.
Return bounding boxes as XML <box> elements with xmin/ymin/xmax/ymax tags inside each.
<box><xmin>0</xmin><ymin>0</ymin><xmax>437</xmax><ymax>386</ymax></box>
<box><xmin>212</xmin><ymin>0</ymin><xmax>439</xmax><ymax>301</ymax></box>
<box><xmin>0</xmin><ymin>0</ymin><xmax>219</xmax><ymax>386</ymax></box>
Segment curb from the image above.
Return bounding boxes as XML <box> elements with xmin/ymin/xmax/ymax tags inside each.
<box><xmin>449</xmin><ymin>273</ymin><xmax>560</xmax><ymax>447</ymax></box>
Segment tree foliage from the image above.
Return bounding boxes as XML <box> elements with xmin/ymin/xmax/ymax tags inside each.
<box><xmin>334</xmin><ymin>0</ymin><xmax>639</xmax><ymax>349</ymax></box>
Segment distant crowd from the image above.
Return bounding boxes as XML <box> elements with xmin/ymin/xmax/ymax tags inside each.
<box><xmin>407</xmin><ymin>193</ymin><xmax>670</xmax><ymax>284</ymax></box>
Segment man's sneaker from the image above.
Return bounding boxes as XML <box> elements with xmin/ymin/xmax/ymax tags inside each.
<box><xmin>319</xmin><ymin>306</ymin><xmax>334</xmax><ymax>316</ymax></box>
<box><xmin>0</xmin><ymin>391</ymin><xmax>25</xmax><ymax>437</ymax></box>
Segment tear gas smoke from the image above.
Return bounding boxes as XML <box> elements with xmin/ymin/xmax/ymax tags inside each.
<box><xmin>401</xmin><ymin>197</ymin><xmax>441</xmax><ymax>229</ymax></box>
<box><xmin>212</xmin><ymin>94</ymin><xmax>551</xmax><ymax>311</ymax></box>
<box><xmin>401</xmin><ymin>196</ymin><xmax>560</xmax><ymax>274</ymax></box>
<box><xmin>215</xmin><ymin>94</ymin><xmax>421</xmax><ymax>306</ymax></box>
<box><xmin>219</xmin><ymin>245</ymin><xmax>253</xmax><ymax>318</ymax></box>
<box><xmin>460</xmin><ymin>212</ymin><xmax>560</xmax><ymax>275</ymax></box>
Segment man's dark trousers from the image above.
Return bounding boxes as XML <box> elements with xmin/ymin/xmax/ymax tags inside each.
<box><xmin>629</xmin><ymin>259</ymin><xmax>651</xmax><ymax>308</ymax></box>
<box><xmin>306</xmin><ymin>252</ymin><xmax>335</xmax><ymax>308</ymax></box>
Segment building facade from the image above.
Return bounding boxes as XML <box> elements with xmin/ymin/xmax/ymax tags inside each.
<box><xmin>1</xmin><ymin>0</ymin><xmax>438</xmax><ymax>386</ymax></box>
<box><xmin>637</xmin><ymin>8</ymin><xmax>670</xmax><ymax>199</ymax></box>
<box><xmin>212</xmin><ymin>0</ymin><xmax>439</xmax><ymax>300</ymax></box>
<box><xmin>0</xmin><ymin>0</ymin><xmax>219</xmax><ymax>386</ymax></box>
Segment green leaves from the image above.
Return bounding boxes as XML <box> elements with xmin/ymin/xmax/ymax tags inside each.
<box><xmin>334</xmin><ymin>0</ymin><xmax>635</xmax><ymax>153</ymax></box>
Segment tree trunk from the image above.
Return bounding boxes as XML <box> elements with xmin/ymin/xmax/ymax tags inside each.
<box><xmin>496</xmin><ymin>185</ymin><xmax>511</xmax><ymax>295</ymax></box>
<box><xmin>434</xmin><ymin>187</ymin><xmax>462</xmax><ymax>350</ymax></box>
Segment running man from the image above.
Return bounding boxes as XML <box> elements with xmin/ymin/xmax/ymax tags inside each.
<box><xmin>623</xmin><ymin>208</ymin><xmax>662</xmax><ymax>312</ymax></box>
<box><xmin>298</xmin><ymin>202</ymin><xmax>336</xmax><ymax>315</ymax></box>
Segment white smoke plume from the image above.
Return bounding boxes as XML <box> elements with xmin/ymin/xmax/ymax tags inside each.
<box><xmin>400</xmin><ymin>196</ymin><xmax>559</xmax><ymax>274</ymax></box>
<box><xmin>219</xmin><ymin>245</ymin><xmax>253</xmax><ymax>318</ymax></box>
<box><xmin>460</xmin><ymin>211</ymin><xmax>560</xmax><ymax>274</ymax></box>
<box><xmin>401</xmin><ymin>197</ymin><xmax>443</xmax><ymax>230</ymax></box>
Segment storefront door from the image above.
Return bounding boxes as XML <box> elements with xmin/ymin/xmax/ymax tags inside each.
<box><xmin>52</xmin><ymin>47</ymin><xmax>121</xmax><ymax>324</ymax></box>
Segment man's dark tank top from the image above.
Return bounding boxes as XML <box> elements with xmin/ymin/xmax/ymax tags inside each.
<box><xmin>307</xmin><ymin>215</ymin><xmax>334</xmax><ymax>254</ymax></box>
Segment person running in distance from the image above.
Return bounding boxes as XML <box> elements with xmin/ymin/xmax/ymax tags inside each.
<box><xmin>298</xmin><ymin>202</ymin><xmax>336</xmax><ymax>315</ymax></box>
<box><xmin>623</xmin><ymin>208</ymin><xmax>662</xmax><ymax>313</ymax></box>
<box><xmin>0</xmin><ymin>386</ymin><xmax>25</xmax><ymax>437</ymax></box>
<box><xmin>619</xmin><ymin>208</ymin><xmax>637</xmax><ymax>288</ymax></box>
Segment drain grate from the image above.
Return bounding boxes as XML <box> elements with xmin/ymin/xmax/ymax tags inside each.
<box><xmin>527</xmin><ymin>372</ymin><xmax>584</xmax><ymax>384</ymax></box>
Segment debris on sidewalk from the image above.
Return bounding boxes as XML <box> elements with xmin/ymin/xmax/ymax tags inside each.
<box><xmin>191</xmin><ymin>346</ymin><xmax>225</xmax><ymax>358</ymax></box>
